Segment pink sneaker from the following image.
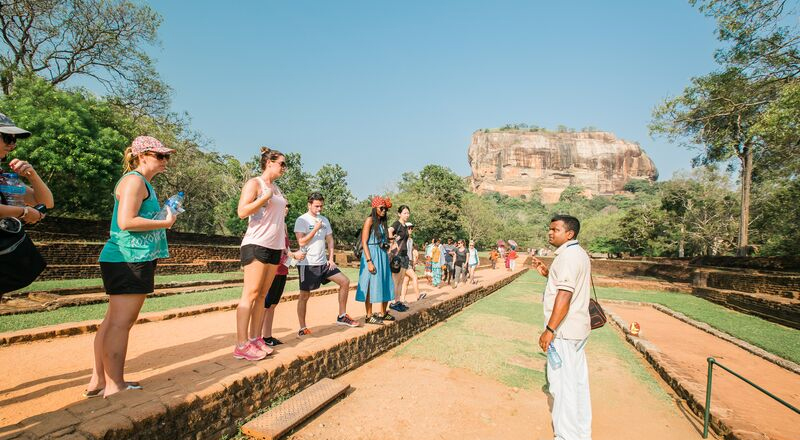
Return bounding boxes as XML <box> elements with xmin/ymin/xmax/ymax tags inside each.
<box><xmin>251</xmin><ymin>337</ymin><xmax>274</xmax><ymax>356</ymax></box>
<box><xmin>233</xmin><ymin>342</ymin><xmax>267</xmax><ymax>361</ymax></box>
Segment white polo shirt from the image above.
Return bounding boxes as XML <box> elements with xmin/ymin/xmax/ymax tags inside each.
<box><xmin>543</xmin><ymin>239</ymin><xmax>591</xmax><ymax>340</ymax></box>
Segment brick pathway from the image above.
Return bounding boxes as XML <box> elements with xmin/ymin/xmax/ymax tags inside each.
<box><xmin>0</xmin><ymin>267</ymin><xmax>524</xmax><ymax>440</ymax></box>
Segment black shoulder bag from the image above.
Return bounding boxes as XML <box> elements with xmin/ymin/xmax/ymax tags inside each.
<box><xmin>0</xmin><ymin>193</ymin><xmax>47</xmax><ymax>297</ymax></box>
<box><xmin>589</xmin><ymin>275</ymin><xmax>607</xmax><ymax>330</ymax></box>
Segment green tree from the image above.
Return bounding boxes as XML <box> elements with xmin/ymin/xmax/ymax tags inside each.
<box><xmin>0</xmin><ymin>74</ymin><xmax>131</xmax><ymax>217</ymax></box>
<box><xmin>459</xmin><ymin>193</ymin><xmax>499</xmax><ymax>248</ymax></box>
<box><xmin>651</xmin><ymin>68</ymin><xmax>778</xmax><ymax>255</ymax></box>
<box><xmin>312</xmin><ymin>163</ymin><xmax>357</xmax><ymax>245</ymax></box>
<box><xmin>397</xmin><ymin>165</ymin><xmax>466</xmax><ymax>240</ymax></box>
<box><xmin>0</xmin><ymin>0</ymin><xmax>169</xmax><ymax>116</ymax></box>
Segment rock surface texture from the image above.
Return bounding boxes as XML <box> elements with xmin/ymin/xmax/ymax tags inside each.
<box><xmin>468</xmin><ymin>130</ymin><xmax>658</xmax><ymax>203</ymax></box>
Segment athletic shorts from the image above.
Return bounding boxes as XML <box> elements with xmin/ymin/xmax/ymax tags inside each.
<box><xmin>298</xmin><ymin>264</ymin><xmax>341</xmax><ymax>291</ymax></box>
<box><xmin>397</xmin><ymin>253</ymin><xmax>411</xmax><ymax>270</ymax></box>
<box><xmin>265</xmin><ymin>274</ymin><xmax>287</xmax><ymax>308</ymax></box>
<box><xmin>100</xmin><ymin>260</ymin><xmax>157</xmax><ymax>294</ymax></box>
<box><xmin>240</xmin><ymin>245</ymin><xmax>282</xmax><ymax>266</ymax></box>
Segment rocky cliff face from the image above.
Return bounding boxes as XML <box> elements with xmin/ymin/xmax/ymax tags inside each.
<box><xmin>468</xmin><ymin>130</ymin><xmax>658</xmax><ymax>203</ymax></box>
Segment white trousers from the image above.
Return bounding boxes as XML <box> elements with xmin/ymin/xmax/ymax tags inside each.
<box><xmin>547</xmin><ymin>338</ymin><xmax>592</xmax><ymax>440</ymax></box>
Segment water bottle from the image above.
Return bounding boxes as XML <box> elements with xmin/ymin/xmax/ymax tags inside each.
<box><xmin>0</xmin><ymin>173</ymin><xmax>27</xmax><ymax>206</ymax></box>
<box><xmin>155</xmin><ymin>191</ymin><xmax>185</xmax><ymax>220</ymax></box>
<box><xmin>548</xmin><ymin>342</ymin><xmax>562</xmax><ymax>369</ymax></box>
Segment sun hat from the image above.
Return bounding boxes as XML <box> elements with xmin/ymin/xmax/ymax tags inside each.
<box><xmin>0</xmin><ymin>113</ymin><xmax>31</xmax><ymax>138</ymax></box>
<box><xmin>130</xmin><ymin>136</ymin><xmax>175</xmax><ymax>155</ymax></box>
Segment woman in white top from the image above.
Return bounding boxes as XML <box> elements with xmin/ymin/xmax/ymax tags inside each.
<box><xmin>233</xmin><ymin>147</ymin><xmax>288</xmax><ymax>361</ymax></box>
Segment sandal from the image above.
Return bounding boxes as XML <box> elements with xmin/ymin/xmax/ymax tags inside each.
<box><xmin>382</xmin><ymin>312</ymin><xmax>396</xmax><ymax>321</ymax></box>
<box><xmin>125</xmin><ymin>382</ymin><xmax>143</xmax><ymax>390</ymax></box>
<box><xmin>82</xmin><ymin>388</ymin><xmax>104</xmax><ymax>398</ymax></box>
<box><xmin>417</xmin><ymin>293</ymin><xmax>427</xmax><ymax>300</ymax></box>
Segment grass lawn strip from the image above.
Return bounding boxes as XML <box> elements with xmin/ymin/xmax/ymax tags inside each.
<box><xmin>0</xmin><ymin>268</ymin><xmax>360</xmax><ymax>333</ymax></box>
<box><xmin>396</xmin><ymin>272</ymin><xmax>670</xmax><ymax>400</ymax></box>
<box><xmin>18</xmin><ymin>271</ymin><xmax>247</xmax><ymax>293</ymax></box>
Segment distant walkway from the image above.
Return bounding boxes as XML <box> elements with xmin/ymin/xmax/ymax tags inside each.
<box><xmin>607</xmin><ymin>303</ymin><xmax>800</xmax><ymax>440</ymax></box>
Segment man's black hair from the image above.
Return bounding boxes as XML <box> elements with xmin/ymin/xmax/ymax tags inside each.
<box><xmin>307</xmin><ymin>192</ymin><xmax>325</xmax><ymax>203</ymax></box>
<box><xmin>551</xmin><ymin>215</ymin><xmax>581</xmax><ymax>239</ymax></box>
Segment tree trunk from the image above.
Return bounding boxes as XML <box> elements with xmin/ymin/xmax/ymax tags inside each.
<box><xmin>678</xmin><ymin>224</ymin><xmax>685</xmax><ymax>258</ymax></box>
<box><xmin>736</xmin><ymin>144</ymin><xmax>753</xmax><ymax>256</ymax></box>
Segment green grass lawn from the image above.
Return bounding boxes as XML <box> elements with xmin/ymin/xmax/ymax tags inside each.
<box><xmin>19</xmin><ymin>271</ymin><xmax>247</xmax><ymax>293</ymax></box>
<box><xmin>0</xmin><ymin>267</ymin><xmax>360</xmax><ymax>333</ymax></box>
<box><xmin>396</xmin><ymin>271</ymin><xmax>668</xmax><ymax>398</ymax></box>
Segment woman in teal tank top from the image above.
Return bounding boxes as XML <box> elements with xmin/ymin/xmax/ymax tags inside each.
<box><xmin>85</xmin><ymin>136</ymin><xmax>177</xmax><ymax>398</ymax></box>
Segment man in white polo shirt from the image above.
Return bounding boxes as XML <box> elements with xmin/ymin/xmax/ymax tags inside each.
<box><xmin>531</xmin><ymin>215</ymin><xmax>592</xmax><ymax>440</ymax></box>
<box><xmin>294</xmin><ymin>192</ymin><xmax>359</xmax><ymax>337</ymax></box>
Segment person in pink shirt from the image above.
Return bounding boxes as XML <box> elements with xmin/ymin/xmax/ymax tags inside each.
<box><xmin>260</xmin><ymin>203</ymin><xmax>306</xmax><ymax>347</ymax></box>
<box><xmin>234</xmin><ymin>147</ymin><xmax>288</xmax><ymax>361</ymax></box>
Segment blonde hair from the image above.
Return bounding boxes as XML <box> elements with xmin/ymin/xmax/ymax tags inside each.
<box><xmin>122</xmin><ymin>147</ymin><xmax>141</xmax><ymax>174</ymax></box>
<box><xmin>259</xmin><ymin>146</ymin><xmax>284</xmax><ymax>171</ymax></box>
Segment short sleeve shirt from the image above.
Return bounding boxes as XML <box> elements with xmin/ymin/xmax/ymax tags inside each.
<box><xmin>542</xmin><ymin>240</ymin><xmax>591</xmax><ymax>340</ymax></box>
<box><xmin>391</xmin><ymin>221</ymin><xmax>409</xmax><ymax>254</ymax></box>
<box><xmin>294</xmin><ymin>213</ymin><xmax>332</xmax><ymax>266</ymax></box>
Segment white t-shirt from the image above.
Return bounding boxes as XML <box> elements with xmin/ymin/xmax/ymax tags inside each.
<box><xmin>294</xmin><ymin>213</ymin><xmax>332</xmax><ymax>266</ymax></box>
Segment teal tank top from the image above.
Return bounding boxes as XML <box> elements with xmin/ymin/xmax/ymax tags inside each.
<box><xmin>99</xmin><ymin>171</ymin><xmax>169</xmax><ymax>263</ymax></box>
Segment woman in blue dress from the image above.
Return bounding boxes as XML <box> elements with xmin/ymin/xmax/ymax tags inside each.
<box><xmin>356</xmin><ymin>196</ymin><xmax>395</xmax><ymax>325</ymax></box>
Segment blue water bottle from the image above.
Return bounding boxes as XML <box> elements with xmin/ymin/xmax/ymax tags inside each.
<box><xmin>155</xmin><ymin>191</ymin><xmax>185</xmax><ymax>220</ymax></box>
<box><xmin>548</xmin><ymin>342</ymin><xmax>562</xmax><ymax>369</ymax></box>
<box><xmin>0</xmin><ymin>173</ymin><xmax>27</xmax><ymax>206</ymax></box>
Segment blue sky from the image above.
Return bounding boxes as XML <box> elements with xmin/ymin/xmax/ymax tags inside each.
<box><xmin>143</xmin><ymin>0</ymin><xmax>721</xmax><ymax>197</ymax></box>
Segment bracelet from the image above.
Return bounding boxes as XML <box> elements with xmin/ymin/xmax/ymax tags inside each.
<box><xmin>18</xmin><ymin>206</ymin><xmax>28</xmax><ymax>219</ymax></box>
<box><xmin>545</xmin><ymin>325</ymin><xmax>556</xmax><ymax>334</ymax></box>
<box><xmin>366</xmin><ymin>258</ymin><xmax>372</xmax><ymax>262</ymax></box>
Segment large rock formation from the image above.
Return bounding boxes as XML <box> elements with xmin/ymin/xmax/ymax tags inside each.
<box><xmin>468</xmin><ymin>130</ymin><xmax>658</xmax><ymax>203</ymax></box>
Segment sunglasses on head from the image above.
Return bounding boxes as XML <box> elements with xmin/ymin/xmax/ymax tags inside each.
<box><xmin>1</xmin><ymin>133</ymin><xmax>17</xmax><ymax>144</ymax></box>
<box><xmin>147</xmin><ymin>151</ymin><xmax>171</xmax><ymax>160</ymax></box>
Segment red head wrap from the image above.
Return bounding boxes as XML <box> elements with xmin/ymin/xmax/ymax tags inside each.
<box><xmin>371</xmin><ymin>196</ymin><xmax>393</xmax><ymax>209</ymax></box>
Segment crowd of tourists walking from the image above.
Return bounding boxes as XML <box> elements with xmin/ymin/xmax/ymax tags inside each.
<box><xmin>0</xmin><ymin>120</ymin><xmax>525</xmax><ymax>400</ymax></box>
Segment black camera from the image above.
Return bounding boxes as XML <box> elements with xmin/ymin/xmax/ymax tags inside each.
<box><xmin>379</xmin><ymin>242</ymin><xmax>390</xmax><ymax>251</ymax></box>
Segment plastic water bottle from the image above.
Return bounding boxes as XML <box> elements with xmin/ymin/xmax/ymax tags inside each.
<box><xmin>155</xmin><ymin>192</ymin><xmax>185</xmax><ymax>220</ymax></box>
<box><xmin>0</xmin><ymin>173</ymin><xmax>27</xmax><ymax>206</ymax></box>
<box><xmin>548</xmin><ymin>342</ymin><xmax>562</xmax><ymax>369</ymax></box>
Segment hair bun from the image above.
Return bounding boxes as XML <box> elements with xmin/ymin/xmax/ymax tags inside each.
<box><xmin>260</xmin><ymin>146</ymin><xmax>271</xmax><ymax>155</ymax></box>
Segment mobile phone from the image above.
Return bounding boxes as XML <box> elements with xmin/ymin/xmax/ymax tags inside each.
<box><xmin>33</xmin><ymin>204</ymin><xmax>47</xmax><ymax>214</ymax></box>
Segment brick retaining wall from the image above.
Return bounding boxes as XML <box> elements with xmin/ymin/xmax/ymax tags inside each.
<box><xmin>5</xmin><ymin>269</ymin><xmax>527</xmax><ymax>440</ymax></box>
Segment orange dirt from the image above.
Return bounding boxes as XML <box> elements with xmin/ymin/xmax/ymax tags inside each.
<box><xmin>608</xmin><ymin>303</ymin><xmax>800</xmax><ymax>440</ymax></box>
<box><xmin>287</xmin><ymin>345</ymin><xmax>704</xmax><ymax>440</ymax></box>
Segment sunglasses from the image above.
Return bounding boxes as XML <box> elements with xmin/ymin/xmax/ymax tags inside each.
<box><xmin>147</xmin><ymin>152</ymin><xmax>171</xmax><ymax>160</ymax></box>
<box><xmin>272</xmin><ymin>160</ymin><xmax>287</xmax><ymax>169</ymax></box>
<box><xmin>1</xmin><ymin>133</ymin><xmax>17</xmax><ymax>144</ymax></box>
<box><xmin>377</xmin><ymin>206</ymin><xmax>387</xmax><ymax>212</ymax></box>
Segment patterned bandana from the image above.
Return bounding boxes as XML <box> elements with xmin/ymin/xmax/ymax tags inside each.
<box><xmin>371</xmin><ymin>196</ymin><xmax>392</xmax><ymax>209</ymax></box>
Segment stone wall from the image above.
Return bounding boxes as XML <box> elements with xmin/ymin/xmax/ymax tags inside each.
<box><xmin>27</xmin><ymin>216</ymin><xmax>242</xmax><ymax>245</ymax></box>
<box><xmin>537</xmin><ymin>256</ymin><xmax>692</xmax><ymax>283</ymax></box>
<box><xmin>27</xmin><ymin>270</ymin><xmax>527</xmax><ymax>440</ymax></box>
<box><xmin>690</xmin><ymin>255</ymin><xmax>800</xmax><ymax>273</ymax></box>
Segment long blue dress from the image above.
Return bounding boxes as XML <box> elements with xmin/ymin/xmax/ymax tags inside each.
<box><xmin>356</xmin><ymin>225</ymin><xmax>394</xmax><ymax>303</ymax></box>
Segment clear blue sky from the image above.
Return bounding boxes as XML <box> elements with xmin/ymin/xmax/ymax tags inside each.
<box><xmin>144</xmin><ymin>0</ymin><xmax>721</xmax><ymax>198</ymax></box>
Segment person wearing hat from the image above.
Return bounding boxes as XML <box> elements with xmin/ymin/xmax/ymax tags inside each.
<box><xmin>0</xmin><ymin>112</ymin><xmax>54</xmax><ymax>223</ymax></box>
<box><xmin>86</xmin><ymin>135</ymin><xmax>177</xmax><ymax>398</ymax></box>
<box><xmin>356</xmin><ymin>196</ymin><xmax>395</xmax><ymax>324</ymax></box>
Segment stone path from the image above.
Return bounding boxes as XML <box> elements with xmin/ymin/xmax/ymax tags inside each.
<box><xmin>607</xmin><ymin>303</ymin><xmax>800</xmax><ymax>440</ymax></box>
<box><xmin>0</xmin><ymin>267</ymin><xmax>523</xmax><ymax>440</ymax></box>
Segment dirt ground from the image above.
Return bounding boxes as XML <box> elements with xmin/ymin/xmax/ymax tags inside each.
<box><xmin>287</xmin><ymin>277</ymin><xmax>707</xmax><ymax>440</ymax></box>
<box><xmin>609</xmin><ymin>303</ymin><xmax>800</xmax><ymax>440</ymax></box>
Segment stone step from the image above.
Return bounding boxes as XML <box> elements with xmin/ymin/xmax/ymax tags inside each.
<box><xmin>241</xmin><ymin>378</ymin><xmax>350</xmax><ymax>440</ymax></box>
<box><xmin>693</xmin><ymin>286</ymin><xmax>800</xmax><ymax>329</ymax></box>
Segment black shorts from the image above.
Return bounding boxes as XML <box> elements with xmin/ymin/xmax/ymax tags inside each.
<box><xmin>298</xmin><ymin>264</ymin><xmax>342</xmax><ymax>291</ymax></box>
<box><xmin>240</xmin><ymin>245</ymin><xmax>282</xmax><ymax>266</ymax></box>
<box><xmin>100</xmin><ymin>260</ymin><xmax>157</xmax><ymax>294</ymax></box>
<box><xmin>398</xmin><ymin>253</ymin><xmax>411</xmax><ymax>269</ymax></box>
<box><xmin>265</xmin><ymin>274</ymin><xmax>287</xmax><ymax>308</ymax></box>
